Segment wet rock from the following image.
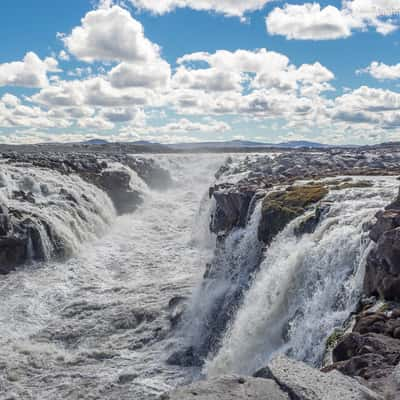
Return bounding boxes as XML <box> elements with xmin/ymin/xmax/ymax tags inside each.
<box><xmin>168</xmin><ymin>296</ymin><xmax>187</xmax><ymax>328</ymax></box>
<box><xmin>258</xmin><ymin>185</ymin><xmax>328</xmax><ymax>243</ymax></box>
<box><xmin>266</xmin><ymin>355</ymin><xmax>382</xmax><ymax>400</ymax></box>
<box><xmin>83</xmin><ymin>170</ymin><xmax>143</xmax><ymax>215</ymax></box>
<box><xmin>294</xmin><ymin>204</ymin><xmax>330</xmax><ymax>237</ymax></box>
<box><xmin>210</xmin><ymin>187</ymin><xmax>256</xmax><ymax>234</ymax></box>
<box><xmin>0</xmin><ymin>236</ymin><xmax>27</xmax><ymax>274</ymax></box>
<box><xmin>123</xmin><ymin>156</ymin><xmax>172</xmax><ymax>190</ymax></box>
<box><xmin>166</xmin><ymin>346</ymin><xmax>203</xmax><ymax>367</ymax></box>
<box><xmin>163</xmin><ymin>375</ymin><xmax>289</xmax><ymax>400</ymax></box>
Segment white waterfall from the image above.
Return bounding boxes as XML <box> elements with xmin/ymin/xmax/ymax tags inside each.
<box><xmin>0</xmin><ymin>162</ymin><xmax>117</xmax><ymax>259</ymax></box>
<box><xmin>180</xmin><ymin>201</ymin><xmax>263</xmax><ymax>356</ymax></box>
<box><xmin>207</xmin><ymin>177</ymin><xmax>399</xmax><ymax>376</ymax></box>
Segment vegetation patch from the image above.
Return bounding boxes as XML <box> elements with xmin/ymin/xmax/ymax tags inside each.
<box><xmin>258</xmin><ymin>184</ymin><xmax>328</xmax><ymax>243</ymax></box>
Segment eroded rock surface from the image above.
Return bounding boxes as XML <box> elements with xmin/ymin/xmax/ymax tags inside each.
<box><xmin>162</xmin><ymin>375</ymin><xmax>289</xmax><ymax>400</ymax></box>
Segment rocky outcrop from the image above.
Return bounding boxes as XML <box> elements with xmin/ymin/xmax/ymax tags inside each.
<box><xmin>0</xmin><ymin>206</ymin><xmax>63</xmax><ymax>274</ymax></box>
<box><xmin>163</xmin><ymin>356</ymin><xmax>381</xmax><ymax>400</ymax></box>
<box><xmin>0</xmin><ymin>151</ymin><xmax>172</xmax><ymax>273</ymax></box>
<box><xmin>364</xmin><ymin>191</ymin><xmax>400</xmax><ymax>301</ymax></box>
<box><xmin>81</xmin><ymin>169</ymin><xmax>142</xmax><ymax>215</ymax></box>
<box><xmin>258</xmin><ymin>184</ymin><xmax>328</xmax><ymax>243</ymax></box>
<box><xmin>209</xmin><ymin>183</ymin><xmax>260</xmax><ymax>234</ymax></box>
<box><xmin>327</xmin><ymin>306</ymin><xmax>400</xmax><ymax>395</ymax></box>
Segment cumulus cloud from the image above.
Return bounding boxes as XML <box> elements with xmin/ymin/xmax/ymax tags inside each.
<box><xmin>63</xmin><ymin>6</ymin><xmax>160</xmax><ymax>63</ymax></box>
<box><xmin>142</xmin><ymin>118</ymin><xmax>231</xmax><ymax>134</ymax></box>
<box><xmin>0</xmin><ymin>52</ymin><xmax>59</xmax><ymax>88</ymax></box>
<box><xmin>109</xmin><ymin>60</ymin><xmax>171</xmax><ymax>89</ymax></box>
<box><xmin>358</xmin><ymin>61</ymin><xmax>400</xmax><ymax>80</ymax></box>
<box><xmin>266</xmin><ymin>0</ymin><xmax>399</xmax><ymax>40</ymax></box>
<box><xmin>129</xmin><ymin>0</ymin><xmax>273</xmax><ymax>18</ymax></box>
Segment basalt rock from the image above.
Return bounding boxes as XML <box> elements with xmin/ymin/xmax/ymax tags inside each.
<box><xmin>210</xmin><ymin>186</ymin><xmax>257</xmax><ymax>234</ymax></box>
<box><xmin>364</xmin><ymin>204</ymin><xmax>400</xmax><ymax>301</ymax></box>
<box><xmin>80</xmin><ymin>169</ymin><xmax>143</xmax><ymax>215</ymax></box>
<box><xmin>258</xmin><ymin>184</ymin><xmax>328</xmax><ymax>243</ymax></box>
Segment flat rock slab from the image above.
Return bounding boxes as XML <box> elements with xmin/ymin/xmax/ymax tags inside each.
<box><xmin>267</xmin><ymin>356</ymin><xmax>382</xmax><ymax>400</ymax></box>
<box><xmin>162</xmin><ymin>375</ymin><xmax>289</xmax><ymax>400</ymax></box>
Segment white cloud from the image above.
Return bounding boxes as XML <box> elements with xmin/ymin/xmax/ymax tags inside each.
<box><xmin>63</xmin><ymin>5</ymin><xmax>160</xmax><ymax>63</ymax></box>
<box><xmin>141</xmin><ymin>118</ymin><xmax>231</xmax><ymax>134</ymax></box>
<box><xmin>129</xmin><ymin>0</ymin><xmax>273</xmax><ymax>18</ymax></box>
<box><xmin>109</xmin><ymin>59</ymin><xmax>171</xmax><ymax>89</ymax></box>
<box><xmin>172</xmin><ymin>66</ymin><xmax>242</xmax><ymax>92</ymax></box>
<box><xmin>0</xmin><ymin>52</ymin><xmax>59</xmax><ymax>88</ymax></box>
<box><xmin>266</xmin><ymin>1</ymin><xmax>399</xmax><ymax>40</ymax></box>
<box><xmin>58</xmin><ymin>50</ymin><xmax>70</xmax><ymax>61</ymax></box>
<box><xmin>267</xmin><ymin>3</ymin><xmax>354</xmax><ymax>40</ymax></box>
<box><xmin>358</xmin><ymin>61</ymin><xmax>400</xmax><ymax>80</ymax></box>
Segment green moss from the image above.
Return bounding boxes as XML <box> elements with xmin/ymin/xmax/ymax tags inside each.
<box><xmin>326</xmin><ymin>329</ymin><xmax>344</xmax><ymax>348</ymax></box>
<box><xmin>259</xmin><ymin>184</ymin><xmax>328</xmax><ymax>243</ymax></box>
<box><xmin>330</xmin><ymin>180</ymin><xmax>373</xmax><ymax>191</ymax></box>
<box><xmin>264</xmin><ymin>184</ymin><xmax>328</xmax><ymax>211</ymax></box>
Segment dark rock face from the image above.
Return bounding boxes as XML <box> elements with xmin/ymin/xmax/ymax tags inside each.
<box><xmin>210</xmin><ymin>185</ymin><xmax>257</xmax><ymax>234</ymax></box>
<box><xmin>258</xmin><ymin>184</ymin><xmax>328</xmax><ymax>243</ymax></box>
<box><xmin>364</xmin><ymin>196</ymin><xmax>400</xmax><ymax>301</ymax></box>
<box><xmin>0</xmin><ymin>207</ymin><xmax>63</xmax><ymax>274</ymax></box>
<box><xmin>82</xmin><ymin>169</ymin><xmax>142</xmax><ymax>215</ymax></box>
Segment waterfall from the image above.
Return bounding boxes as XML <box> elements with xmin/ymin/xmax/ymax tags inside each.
<box><xmin>206</xmin><ymin>177</ymin><xmax>399</xmax><ymax>376</ymax></box>
<box><xmin>0</xmin><ymin>162</ymin><xmax>117</xmax><ymax>261</ymax></box>
<box><xmin>177</xmin><ymin>201</ymin><xmax>264</xmax><ymax>361</ymax></box>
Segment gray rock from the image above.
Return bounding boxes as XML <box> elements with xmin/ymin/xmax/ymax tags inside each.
<box><xmin>267</xmin><ymin>356</ymin><xmax>382</xmax><ymax>400</ymax></box>
<box><xmin>162</xmin><ymin>375</ymin><xmax>289</xmax><ymax>400</ymax></box>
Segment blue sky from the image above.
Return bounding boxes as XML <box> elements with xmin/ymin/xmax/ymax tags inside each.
<box><xmin>0</xmin><ymin>0</ymin><xmax>400</xmax><ymax>144</ymax></box>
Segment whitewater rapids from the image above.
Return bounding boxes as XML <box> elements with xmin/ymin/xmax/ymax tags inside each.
<box><xmin>0</xmin><ymin>155</ymin><xmax>224</xmax><ymax>400</ymax></box>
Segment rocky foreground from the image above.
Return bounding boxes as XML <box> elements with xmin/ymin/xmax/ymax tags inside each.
<box><xmin>166</xmin><ymin>148</ymin><xmax>400</xmax><ymax>398</ymax></box>
<box><xmin>165</xmin><ymin>356</ymin><xmax>387</xmax><ymax>399</ymax></box>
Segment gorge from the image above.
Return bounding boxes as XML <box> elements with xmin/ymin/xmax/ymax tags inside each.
<box><xmin>0</xmin><ymin>148</ymin><xmax>400</xmax><ymax>399</ymax></box>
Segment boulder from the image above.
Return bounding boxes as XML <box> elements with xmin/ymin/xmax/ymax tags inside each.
<box><xmin>330</xmin><ymin>332</ymin><xmax>400</xmax><ymax>393</ymax></box>
<box><xmin>265</xmin><ymin>355</ymin><xmax>382</xmax><ymax>400</ymax></box>
<box><xmin>162</xmin><ymin>375</ymin><xmax>289</xmax><ymax>400</ymax></box>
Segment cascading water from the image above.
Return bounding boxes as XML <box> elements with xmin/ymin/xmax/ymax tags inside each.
<box><xmin>0</xmin><ymin>154</ymin><xmax>226</xmax><ymax>400</ymax></box>
<box><xmin>176</xmin><ymin>201</ymin><xmax>263</xmax><ymax>361</ymax></box>
<box><xmin>0</xmin><ymin>161</ymin><xmax>116</xmax><ymax>260</ymax></box>
<box><xmin>206</xmin><ymin>177</ymin><xmax>399</xmax><ymax>376</ymax></box>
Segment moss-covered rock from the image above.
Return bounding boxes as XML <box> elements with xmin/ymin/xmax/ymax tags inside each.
<box><xmin>330</xmin><ymin>180</ymin><xmax>373</xmax><ymax>191</ymax></box>
<box><xmin>258</xmin><ymin>184</ymin><xmax>328</xmax><ymax>243</ymax></box>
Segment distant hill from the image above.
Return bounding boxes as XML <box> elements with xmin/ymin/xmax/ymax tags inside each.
<box><xmin>168</xmin><ymin>139</ymin><xmax>328</xmax><ymax>150</ymax></box>
<box><xmin>82</xmin><ymin>139</ymin><xmax>109</xmax><ymax>145</ymax></box>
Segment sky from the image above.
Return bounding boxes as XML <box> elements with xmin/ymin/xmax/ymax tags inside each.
<box><xmin>0</xmin><ymin>0</ymin><xmax>400</xmax><ymax>145</ymax></box>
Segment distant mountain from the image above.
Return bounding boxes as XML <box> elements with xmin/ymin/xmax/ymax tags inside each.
<box><xmin>276</xmin><ymin>140</ymin><xmax>327</xmax><ymax>148</ymax></box>
<box><xmin>168</xmin><ymin>139</ymin><xmax>328</xmax><ymax>150</ymax></box>
<box><xmin>82</xmin><ymin>139</ymin><xmax>109</xmax><ymax>145</ymax></box>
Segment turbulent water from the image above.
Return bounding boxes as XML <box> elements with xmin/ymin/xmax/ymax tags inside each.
<box><xmin>0</xmin><ymin>154</ymin><xmax>398</xmax><ymax>400</ymax></box>
<box><xmin>207</xmin><ymin>176</ymin><xmax>399</xmax><ymax>376</ymax></box>
<box><xmin>0</xmin><ymin>155</ymin><xmax>224</xmax><ymax>400</ymax></box>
